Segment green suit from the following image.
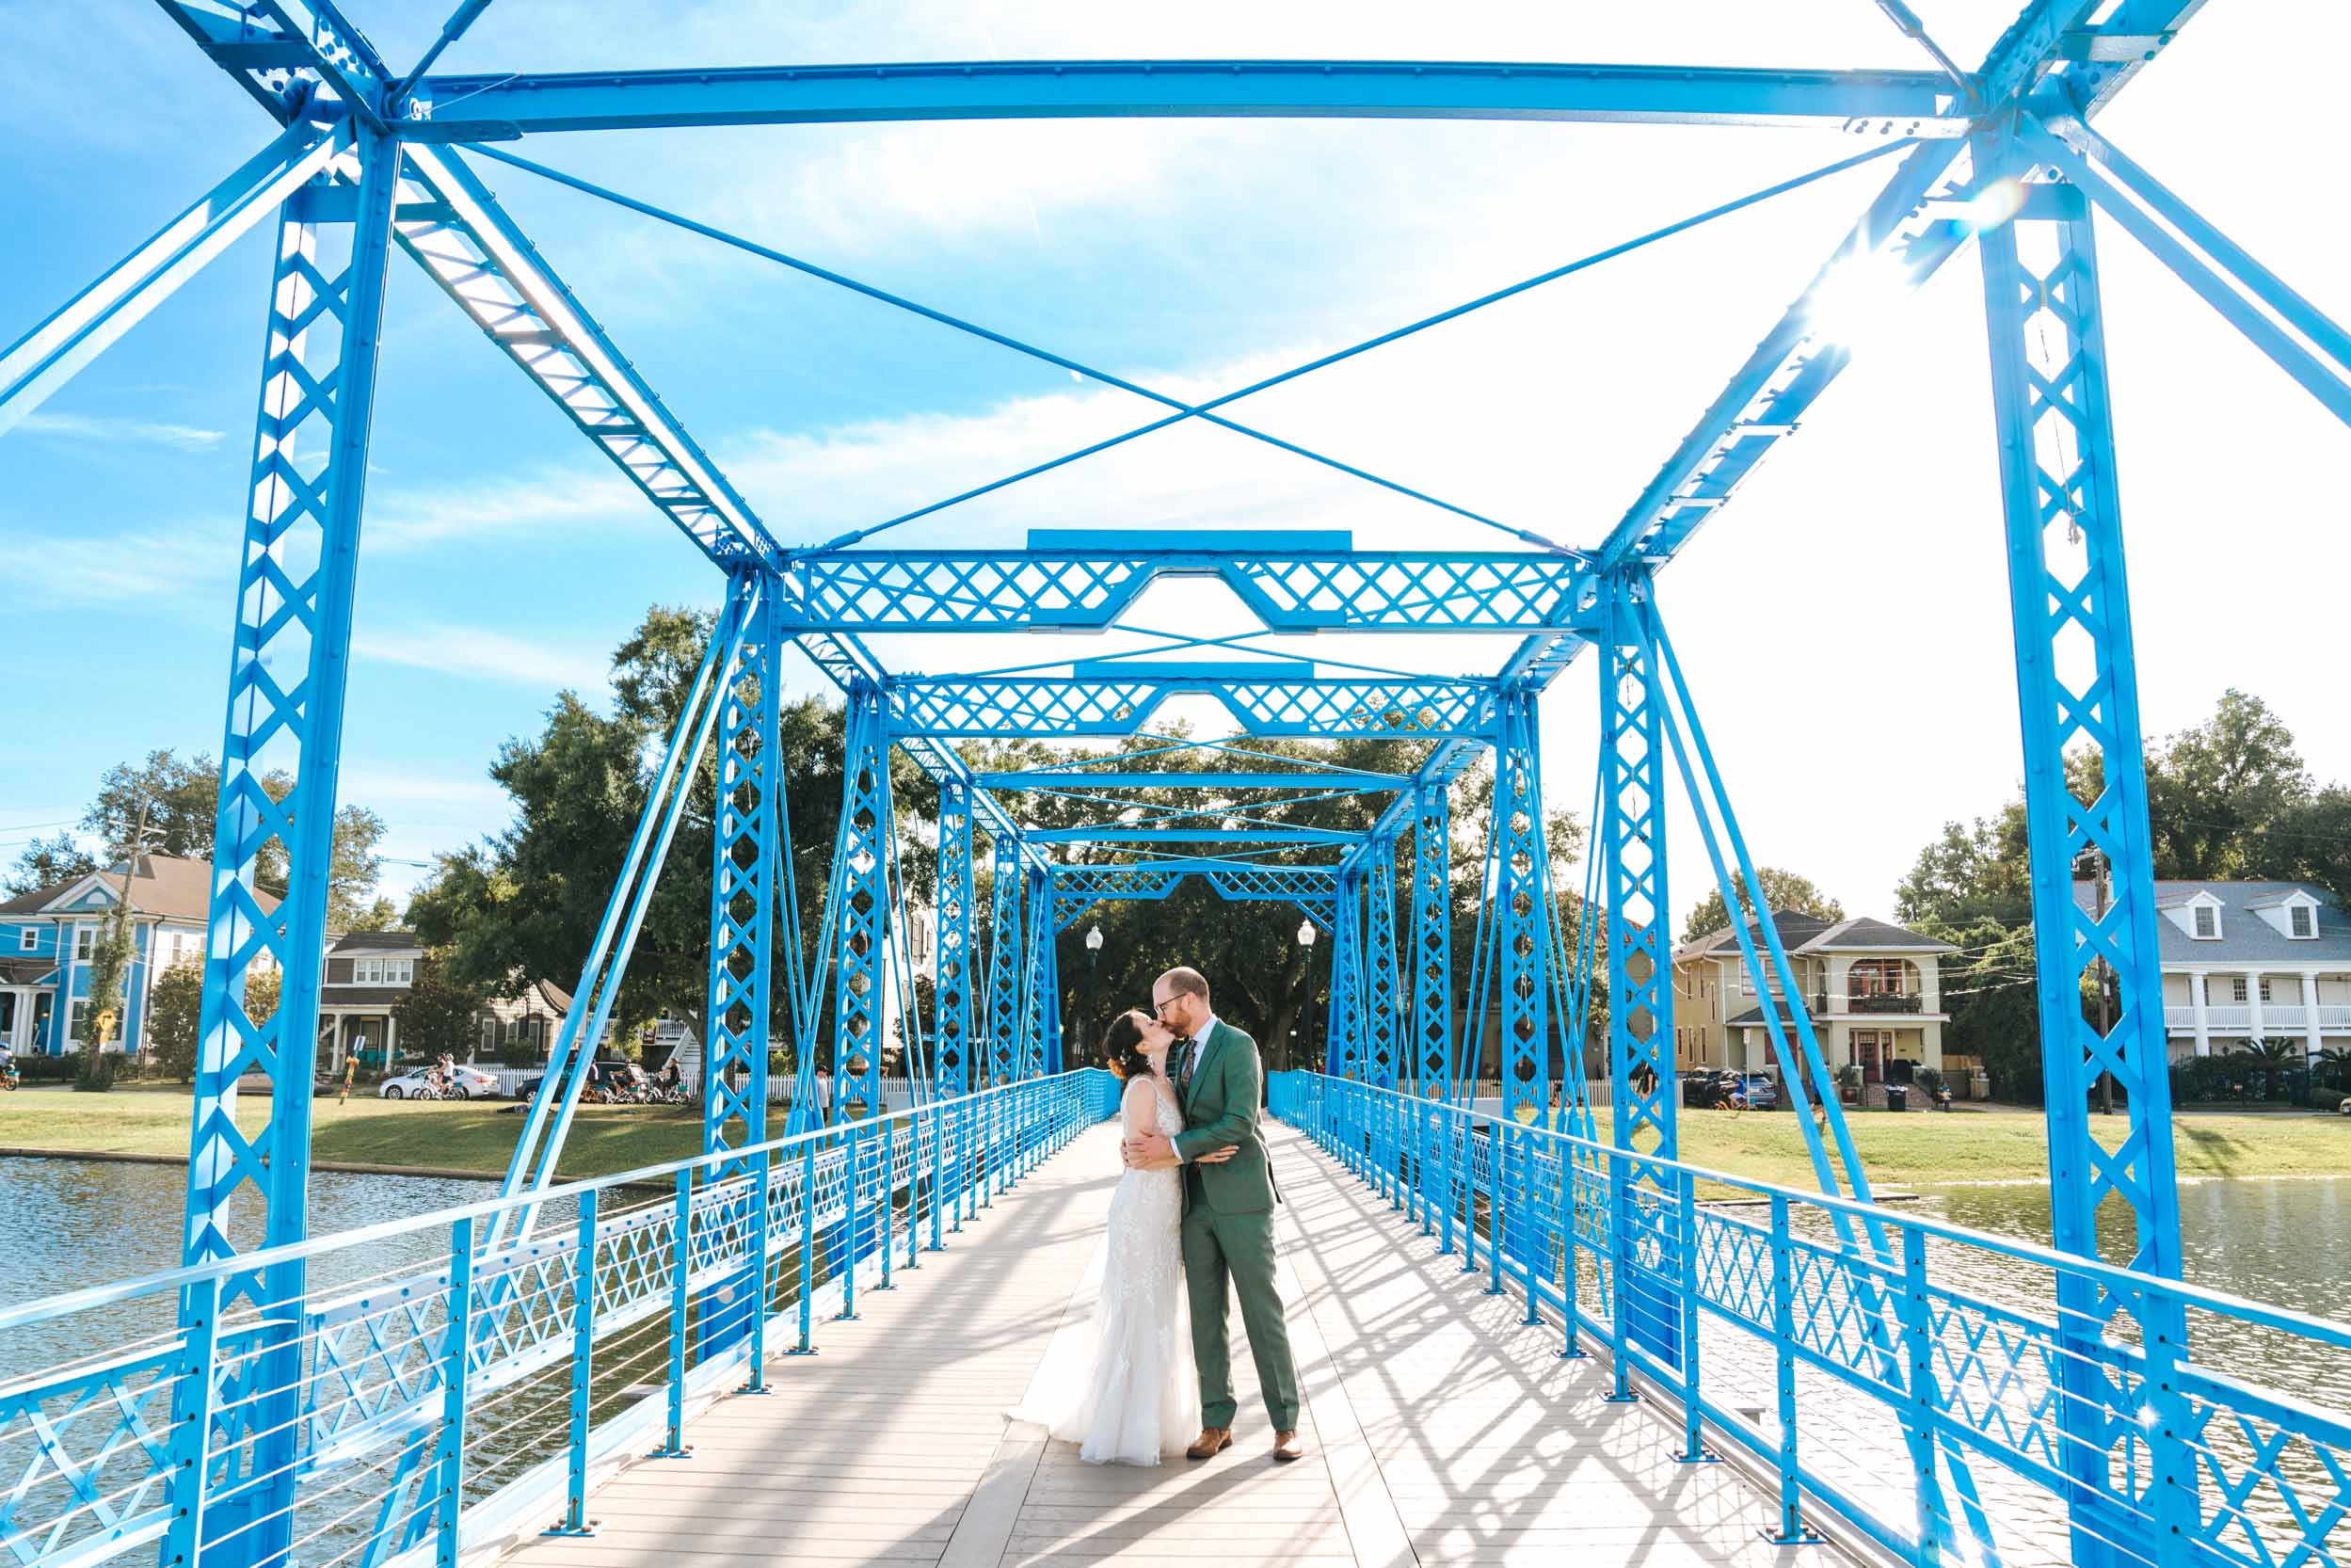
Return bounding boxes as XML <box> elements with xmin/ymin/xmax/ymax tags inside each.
<box><xmin>1173</xmin><ymin>1017</ymin><xmax>1301</xmax><ymax>1432</ymax></box>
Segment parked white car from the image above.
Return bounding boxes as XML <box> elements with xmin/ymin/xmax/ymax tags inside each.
<box><xmin>378</xmin><ymin>1064</ymin><xmax>498</xmax><ymax>1100</ymax></box>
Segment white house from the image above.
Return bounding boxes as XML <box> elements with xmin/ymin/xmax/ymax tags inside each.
<box><xmin>2078</xmin><ymin>880</ymin><xmax>2351</xmax><ymax>1060</ymax></box>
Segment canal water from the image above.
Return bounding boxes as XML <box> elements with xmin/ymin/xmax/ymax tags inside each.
<box><xmin>4</xmin><ymin>1156</ymin><xmax>2345</xmax><ymax>1560</ymax></box>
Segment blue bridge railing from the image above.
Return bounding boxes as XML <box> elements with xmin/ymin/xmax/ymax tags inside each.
<box><xmin>1271</xmin><ymin>1070</ymin><xmax>2351</xmax><ymax>1568</ymax></box>
<box><xmin>0</xmin><ymin>1070</ymin><xmax>1121</xmax><ymax>1568</ymax></box>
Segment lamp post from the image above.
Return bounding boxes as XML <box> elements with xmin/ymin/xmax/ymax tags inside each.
<box><xmin>1083</xmin><ymin>924</ymin><xmax>1104</xmax><ymax>1066</ymax></box>
<box><xmin>1293</xmin><ymin>917</ymin><xmax>1319</xmax><ymax>1076</ymax></box>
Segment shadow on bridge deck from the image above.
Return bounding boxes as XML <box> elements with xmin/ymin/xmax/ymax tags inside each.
<box><xmin>498</xmin><ymin>1122</ymin><xmax>1844</xmax><ymax>1568</ymax></box>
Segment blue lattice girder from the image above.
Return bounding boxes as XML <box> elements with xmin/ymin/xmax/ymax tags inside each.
<box><xmin>0</xmin><ymin>121</ymin><xmax>350</xmax><ymax>438</ymax></box>
<box><xmin>830</xmin><ymin>684</ymin><xmax>890</xmax><ymax>1120</ymax></box>
<box><xmin>174</xmin><ymin>123</ymin><xmax>401</xmax><ymax>1568</ymax></box>
<box><xmin>407</xmin><ymin>58</ymin><xmax>1972</xmax><ymax>137</ymax></box>
<box><xmin>1362</xmin><ymin>851</ymin><xmax>1402</xmax><ymax>1090</ymax></box>
<box><xmin>392</xmin><ymin>147</ymin><xmax>777</xmax><ymax>566</ymax></box>
<box><xmin>1329</xmin><ymin>873</ymin><xmax>1366</xmax><ymax>1078</ymax></box>
<box><xmin>886</xmin><ymin>673</ymin><xmax>1497</xmax><ymax>740</ymax></box>
<box><xmin>1493</xmin><ymin>696</ymin><xmax>1551</xmax><ymax>1126</ymax></box>
<box><xmin>1977</xmin><ymin>146</ymin><xmax>2187</xmax><ymax>1566</ymax></box>
<box><xmin>932</xmin><ymin>781</ymin><xmax>977</xmax><ymax>1096</ymax></box>
<box><xmin>1410</xmin><ymin>788</ymin><xmax>1453</xmax><ymax>1099</ymax></box>
<box><xmin>984</xmin><ymin>837</ymin><xmax>1025</xmax><ymax>1089</ymax></box>
<box><xmin>701</xmin><ymin>569</ymin><xmax>777</xmax><ymax>1172</ymax></box>
<box><xmin>785</xmin><ymin>538</ymin><xmax>1596</xmax><ymax>633</ymax></box>
<box><xmin>1599</xmin><ymin>575</ymin><xmax>1680</xmax><ymax>1368</ymax></box>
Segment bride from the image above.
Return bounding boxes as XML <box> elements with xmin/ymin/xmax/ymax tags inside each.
<box><xmin>1014</xmin><ymin>1008</ymin><xmax>1235</xmax><ymax>1464</ymax></box>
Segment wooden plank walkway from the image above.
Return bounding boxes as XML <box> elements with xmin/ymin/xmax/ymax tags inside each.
<box><xmin>500</xmin><ymin>1121</ymin><xmax>1848</xmax><ymax>1568</ymax></box>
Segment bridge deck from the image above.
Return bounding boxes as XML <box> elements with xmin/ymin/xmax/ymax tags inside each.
<box><xmin>501</xmin><ymin>1122</ymin><xmax>1844</xmax><ymax>1568</ymax></box>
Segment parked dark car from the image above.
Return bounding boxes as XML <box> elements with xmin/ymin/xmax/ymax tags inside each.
<box><xmin>514</xmin><ymin>1060</ymin><xmax>633</xmax><ymax>1101</ymax></box>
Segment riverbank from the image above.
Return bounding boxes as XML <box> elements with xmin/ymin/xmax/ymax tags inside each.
<box><xmin>0</xmin><ymin>1085</ymin><xmax>704</xmax><ymax>1181</ymax></box>
<box><xmin>1612</xmin><ymin>1104</ymin><xmax>2351</xmax><ymax>1191</ymax></box>
<box><xmin>3</xmin><ymin>1087</ymin><xmax>2344</xmax><ymax>1192</ymax></box>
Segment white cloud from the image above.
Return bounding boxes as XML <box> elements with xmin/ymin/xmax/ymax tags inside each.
<box><xmin>350</xmin><ymin>625</ymin><xmax>612</xmax><ymax>694</ymax></box>
<box><xmin>17</xmin><ymin>411</ymin><xmax>226</xmax><ymax>451</ymax></box>
<box><xmin>366</xmin><ymin>470</ymin><xmax>642</xmax><ymax>552</ymax></box>
<box><xmin>0</xmin><ymin>522</ymin><xmax>226</xmax><ymax>608</ymax></box>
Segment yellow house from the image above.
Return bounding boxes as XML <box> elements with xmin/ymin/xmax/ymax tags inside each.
<box><xmin>1671</xmin><ymin>914</ymin><xmax>1956</xmax><ymax>1084</ymax></box>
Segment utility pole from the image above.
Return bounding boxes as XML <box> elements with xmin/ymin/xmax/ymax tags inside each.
<box><xmin>2094</xmin><ymin>858</ymin><xmax>2114</xmax><ymax>1116</ymax></box>
<box><xmin>90</xmin><ymin>800</ymin><xmax>153</xmax><ymax>1054</ymax></box>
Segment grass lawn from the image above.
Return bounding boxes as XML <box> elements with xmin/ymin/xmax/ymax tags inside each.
<box><xmin>1591</xmin><ymin>1105</ymin><xmax>2351</xmax><ymax>1191</ymax></box>
<box><xmin>5</xmin><ymin>1086</ymin><xmax>2346</xmax><ymax>1192</ymax></box>
<box><xmin>0</xmin><ymin>1083</ymin><xmax>705</xmax><ymax>1181</ymax></box>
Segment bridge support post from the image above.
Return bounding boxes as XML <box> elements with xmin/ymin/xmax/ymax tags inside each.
<box><xmin>1330</xmin><ymin>871</ymin><xmax>1365</xmax><ymax>1079</ymax></box>
<box><xmin>703</xmin><ymin>568</ymin><xmax>778</xmax><ymax>1167</ymax></box>
<box><xmin>1978</xmin><ymin>145</ymin><xmax>2188</xmax><ymax>1568</ymax></box>
<box><xmin>934</xmin><ymin>783</ymin><xmax>976</xmax><ymax>1099</ymax></box>
<box><xmin>833</xmin><ymin>682</ymin><xmax>891</xmax><ymax>1123</ymax></box>
<box><xmin>175</xmin><ymin>123</ymin><xmax>399</xmax><ymax>1568</ymax></box>
<box><xmin>1762</xmin><ymin>1194</ymin><xmax>1822</xmax><ymax>1544</ymax></box>
<box><xmin>1599</xmin><ymin>573</ymin><xmax>1680</xmax><ymax>1393</ymax></box>
<box><xmin>1495</xmin><ymin>694</ymin><xmax>1552</xmax><ymax>1125</ymax></box>
<box><xmin>1412</xmin><ymin>787</ymin><xmax>1453</xmax><ymax>1236</ymax></box>
<box><xmin>652</xmin><ymin>1171</ymin><xmax>693</xmax><ymax>1458</ymax></box>
<box><xmin>548</xmin><ymin>1189</ymin><xmax>600</xmax><ymax>1534</ymax></box>
<box><xmin>434</xmin><ymin>1218</ymin><xmax>477</xmax><ymax>1568</ymax></box>
<box><xmin>699</xmin><ymin>569</ymin><xmax>778</xmax><ymax>1362</ymax></box>
<box><xmin>985</xmin><ymin>838</ymin><xmax>1024</xmax><ymax>1091</ymax></box>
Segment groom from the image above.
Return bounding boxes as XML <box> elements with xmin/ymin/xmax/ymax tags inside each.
<box><xmin>1123</xmin><ymin>966</ymin><xmax>1305</xmax><ymax>1464</ymax></box>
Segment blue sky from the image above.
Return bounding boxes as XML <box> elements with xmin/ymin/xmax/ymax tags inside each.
<box><xmin>4</xmin><ymin>1</ymin><xmax>2348</xmax><ymax>924</ymax></box>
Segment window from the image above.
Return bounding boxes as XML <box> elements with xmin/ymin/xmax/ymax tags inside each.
<box><xmin>386</xmin><ymin>958</ymin><xmax>413</xmax><ymax>985</ymax></box>
<box><xmin>353</xmin><ymin>956</ymin><xmax>414</xmax><ymax>985</ymax></box>
<box><xmin>2290</xmin><ymin>904</ymin><xmax>2316</xmax><ymax>938</ymax></box>
<box><xmin>73</xmin><ymin>925</ymin><xmax>94</xmax><ymax>962</ymax></box>
<box><xmin>68</xmin><ymin>1000</ymin><xmax>89</xmax><ymax>1042</ymax></box>
<box><xmin>17</xmin><ymin>928</ymin><xmax>35</xmax><ymax>952</ymax></box>
<box><xmin>2193</xmin><ymin>904</ymin><xmax>2219</xmax><ymax>939</ymax></box>
<box><xmin>2229</xmin><ymin>977</ymin><xmax>2274</xmax><ymax>1004</ymax></box>
<box><xmin>1848</xmin><ymin>959</ymin><xmax>1911</xmax><ymax>998</ymax></box>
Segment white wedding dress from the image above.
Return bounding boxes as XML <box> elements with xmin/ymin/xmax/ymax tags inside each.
<box><xmin>1012</xmin><ymin>1078</ymin><xmax>1201</xmax><ymax>1464</ymax></box>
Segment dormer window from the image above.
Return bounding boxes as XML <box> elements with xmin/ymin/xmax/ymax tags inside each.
<box><xmin>2291</xmin><ymin>904</ymin><xmax>2316</xmax><ymax>938</ymax></box>
<box><xmin>2193</xmin><ymin>904</ymin><xmax>2219</xmax><ymax>939</ymax></box>
<box><xmin>352</xmin><ymin>957</ymin><xmax>415</xmax><ymax>985</ymax></box>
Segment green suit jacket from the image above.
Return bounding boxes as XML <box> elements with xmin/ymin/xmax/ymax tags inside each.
<box><xmin>1172</xmin><ymin>1018</ymin><xmax>1276</xmax><ymax>1214</ymax></box>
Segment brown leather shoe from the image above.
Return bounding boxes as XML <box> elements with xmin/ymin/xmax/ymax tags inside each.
<box><xmin>1186</xmin><ymin>1427</ymin><xmax>1234</xmax><ymax>1461</ymax></box>
<box><xmin>1271</xmin><ymin>1430</ymin><xmax>1306</xmax><ymax>1463</ymax></box>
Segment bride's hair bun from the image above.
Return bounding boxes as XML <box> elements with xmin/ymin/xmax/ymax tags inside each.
<box><xmin>1103</xmin><ymin>1010</ymin><xmax>1155</xmax><ymax>1080</ymax></box>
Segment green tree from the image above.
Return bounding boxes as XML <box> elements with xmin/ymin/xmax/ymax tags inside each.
<box><xmin>79</xmin><ymin>749</ymin><xmax>386</xmax><ymax>925</ymax></box>
<box><xmin>146</xmin><ymin>960</ymin><xmax>204</xmax><ymax>1081</ymax></box>
<box><xmin>392</xmin><ymin>957</ymin><xmax>488</xmax><ymax>1064</ymax></box>
<box><xmin>1681</xmin><ymin>868</ymin><xmax>1845</xmax><ymax>944</ymax></box>
<box><xmin>2143</xmin><ymin>689</ymin><xmax>2311</xmax><ymax>878</ymax></box>
<box><xmin>409</xmin><ymin>605</ymin><xmax>936</xmax><ymax>1039</ymax></box>
<box><xmin>5</xmin><ymin>833</ymin><xmax>97</xmax><ymax>899</ymax></box>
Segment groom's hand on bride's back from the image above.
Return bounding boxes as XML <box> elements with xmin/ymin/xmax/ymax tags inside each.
<box><xmin>1120</xmin><ymin>1131</ymin><xmax>1237</xmax><ymax>1168</ymax></box>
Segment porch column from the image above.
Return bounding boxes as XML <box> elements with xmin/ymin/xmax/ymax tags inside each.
<box><xmin>2190</xmin><ymin>972</ymin><xmax>2211</xmax><ymax>1058</ymax></box>
<box><xmin>2301</xmin><ymin>972</ymin><xmax>2324</xmax><ymax>1061</ymax></box>
<box><xmin>2246</xmin><ymin>969</ymin><xmax>2264</xmax><ymax>1041</ymax></box>
<box><xmin>385</xmin><ymin>1013</ymin><xmax>399</xmax><ymax>1064</ymax></box>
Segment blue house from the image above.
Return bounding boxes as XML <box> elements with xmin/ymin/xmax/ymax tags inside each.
<box><xmin>0</xmin><ymin>855</ymin><xmax>278</xmax><ymax>1057</ymax></box>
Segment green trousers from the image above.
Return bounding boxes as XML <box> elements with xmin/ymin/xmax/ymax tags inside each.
<box><xmin>1180</xmin><ymin>1192</ymin><xmax>1302</xmax><ymax>1432</ymax></box>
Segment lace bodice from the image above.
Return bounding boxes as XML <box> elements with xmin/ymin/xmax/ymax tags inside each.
<box><xmin>1012</xmin><ymin>1077</ymin><xmax>1196</xmax><ymax>1464</ymax></box>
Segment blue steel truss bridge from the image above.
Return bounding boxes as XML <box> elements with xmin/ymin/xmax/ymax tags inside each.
<box><xmin>5</xmin><ymin>4</ymin><xmax>2351</xmax><ymax>1568</ymax></box>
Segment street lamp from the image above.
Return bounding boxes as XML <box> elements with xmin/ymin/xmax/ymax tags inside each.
<box><xmin>1083</xmin><ymin>925</ymin><xmax>1104</xmax><ymax>1065</ymax></box>
<box><xmin>1293</xmin><ymin>918</ymin><xmax>1318</xmax><ymax>1075</ymax></box>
